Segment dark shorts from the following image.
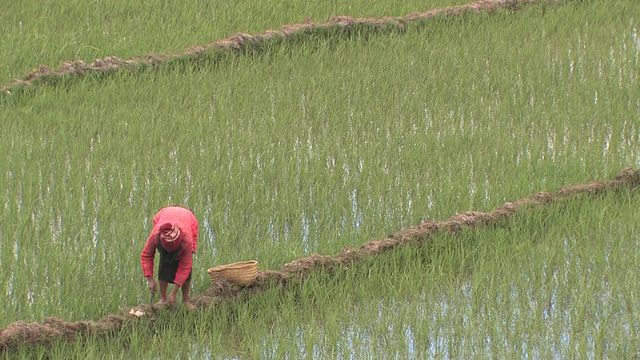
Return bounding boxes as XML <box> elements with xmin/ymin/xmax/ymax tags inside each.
<box><xmin>157</xmin><ymin>246</ymin><xmax>192</xmax><ymax>284</ymax></box>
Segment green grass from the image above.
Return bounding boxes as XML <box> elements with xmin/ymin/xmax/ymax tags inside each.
<box><xmin>1</xmin><ymin>0</ymin><xmax>640</xmax><ymax>358</ymax></box>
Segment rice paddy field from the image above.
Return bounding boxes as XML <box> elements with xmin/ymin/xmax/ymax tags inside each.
<box><xmin>1</xmin><ymin>0</ymin><xmax>640</xmax><ymax>358</ymax></box>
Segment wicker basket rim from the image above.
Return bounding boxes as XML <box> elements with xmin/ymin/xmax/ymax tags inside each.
<box><xmin>207</xmin><ymin>260</ymin><xmax>258</xmax><ymax>274</ymax></box>
<box><xmin>208</xmin><ymin>268</ymin><xmax>257</xmax><ymax>276</ymax></box>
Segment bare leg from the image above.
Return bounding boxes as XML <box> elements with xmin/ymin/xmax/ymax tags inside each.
<box><xmin>181</xmin><ymin>279</ymin><xmax>196</xmax><ymax>309</ymax></box>
<box><xmin>158</xmin><ymin>280</ymin><xmax>169</xmax><ymax>304</ymax></box>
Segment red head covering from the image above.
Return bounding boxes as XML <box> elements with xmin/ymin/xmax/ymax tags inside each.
<box><xmin>159</xmin><ymin>223</ymin><xmax>182</xmax><ymax>252</ymax></box>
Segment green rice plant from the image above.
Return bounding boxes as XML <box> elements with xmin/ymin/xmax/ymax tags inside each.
<box><xmin>5</xmin><ymin>187</ymin><xmax>640</xmax><ymax>359</ymax></box>
<box><xmin>1</xmin><ymin>0</ymin><xmax>639</xmax><ymax>358</ymax></box>
<box><xmin>1</xmin><ymin>0</ymin><xmax>638</xmax><ymax>324</ymax></box>
<box><xmin>0</xmin><ymin>0</ymin><xmax>474</xmax><ymax>85</ymax></box>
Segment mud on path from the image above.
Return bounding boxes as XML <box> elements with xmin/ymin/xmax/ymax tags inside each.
<box><xmin>1</xmin><ymin>167</ymin><xmax>638</xmax><ymax>353</ymax></box>
<box><xmin>1</xmin><ymin>0</ymin><xmax>552</xmax><ymax>95</ymax></box>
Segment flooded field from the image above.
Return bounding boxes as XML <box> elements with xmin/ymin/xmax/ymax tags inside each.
<box><xmin>1</xmin><ymin>0</ymin><xmax>639</xmax><ymax>358</ymax></box>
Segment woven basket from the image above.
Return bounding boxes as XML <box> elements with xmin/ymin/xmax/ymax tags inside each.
<box><xmin>207</xmin><ymin>260</ymin><xmax>258</xmax><ymax>286</ymax></box>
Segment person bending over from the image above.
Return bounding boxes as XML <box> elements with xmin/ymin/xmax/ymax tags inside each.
<box><xmin>141</xmin><ymin>206</ymin><xmax>198</xmax><ymax>309</ymax></box>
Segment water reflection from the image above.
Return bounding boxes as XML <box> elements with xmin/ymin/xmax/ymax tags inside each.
<box><xmin>183</xmin><ymin>230</ymin><xmax>638</xmax><ymax>358</ymax></box>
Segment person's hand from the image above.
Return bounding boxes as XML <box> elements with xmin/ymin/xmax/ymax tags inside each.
<box><xmin>147</xmin><ymin>278</ymin><xmax>157</xmax><ymax>293</ymax></box>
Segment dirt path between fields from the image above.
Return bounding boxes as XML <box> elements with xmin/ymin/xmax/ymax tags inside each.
<box><xmin>0</xmin><ymin>0</ymin><xmax>551</xmax><ymax>95</ymax></box>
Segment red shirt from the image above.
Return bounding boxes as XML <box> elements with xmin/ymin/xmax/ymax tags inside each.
<box><xmin>140</xmin><ymin>206</ymin><xmax>199</xmax><ymax>286</ymax></box>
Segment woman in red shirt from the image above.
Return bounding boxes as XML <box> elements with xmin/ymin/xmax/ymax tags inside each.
<box><xmin>141</xmin><ymin>206</ymin><xmax>198</xmax><ymax>309</ymax></box>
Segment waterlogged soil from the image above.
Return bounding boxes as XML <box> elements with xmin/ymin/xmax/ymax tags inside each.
<box><xmin>1</xmin><ymin>167</ymin><xmax>638</xmax><ymax>353</ymax></box>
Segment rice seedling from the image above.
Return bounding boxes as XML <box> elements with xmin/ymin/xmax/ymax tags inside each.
<box><xmin>1</xmin><ymin>0</ymin><xmax>639</xmax><ymax>358</ymax></box>
<box><xmin>0</xmin><ymin>0</ymin><xmax>476</xmax><ymax>85</ymax></box>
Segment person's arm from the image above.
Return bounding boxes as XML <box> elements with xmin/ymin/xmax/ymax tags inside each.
<box><xmin>140</xmin><ymin>231</ymin><xmax>159</xmax><ymax>279</ymax></box>
<box><xmin>172</xmin><ymin>244</ymin><xmax>193</xmax><ymax>287</ymax></box>
<box><xmin>191</xmin><ymin>214</ymin><xmax>199</xmax><ymax>253</ymax></box>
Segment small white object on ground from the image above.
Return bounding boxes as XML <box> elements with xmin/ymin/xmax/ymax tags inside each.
<box><xmin>129</xmin><ymin>308</ymin><xmax>145</xmax><ymax>317</ymax></box>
